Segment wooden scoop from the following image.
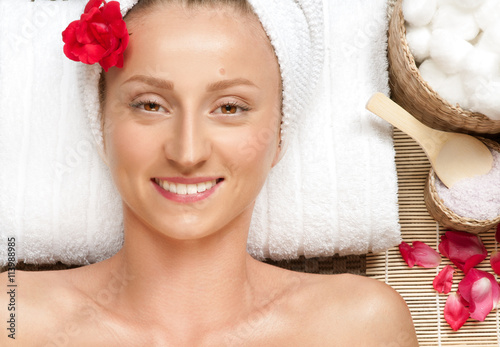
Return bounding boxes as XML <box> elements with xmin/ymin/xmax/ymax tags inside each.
<box><xmin>366</xmin><ymin>93</ymin><xmax>493</xmax><ymax>188</ymax></box>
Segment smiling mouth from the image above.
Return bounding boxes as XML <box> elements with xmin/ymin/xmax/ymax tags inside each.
<box><xmin>153</xmin><ymin>178</ymin><xmax>224</xmax><ymax>195</ymax></box>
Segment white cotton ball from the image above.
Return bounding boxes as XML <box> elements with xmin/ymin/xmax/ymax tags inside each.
<box><xmin>450</xmin><ymin>0</ymin><xmax>486</xmax><ymax>10</ymax></box>
<box><xmin>418</xmin><ymin>58</ymin><xmax>448</xmax><ymax>91</ymax></box>
<box><xmin>429</xmin><ymin>29</ymin><xmax>474</xmax><ymax>74</ymax></box>
<box><xmin>436</xmin><ymin>74</ymin><xmax>468</xmax><ymax>108</ymax></box>
<box><xmin>406</xmin><ymin>25</ymin><xmax>432</xmax><ymax>63</ymax></box>
<box><xmin>402</xmin><ymin>0</ymin><xmax>437</xmax><ymax>27</ymax></box>
<box><xmin>461</xmin><ymin>47</ymin><xmax>500</xmax><ymax>78</ymax></box>
<box><xmin>468</xmin><ymin>78</ymin><xmax>500</xmax><ymax>120</ymax></box>
<box><xmin>475</xmin><ymin>0</ymin><xmax>500</xmax><ymax>31</ymax></box>
<box><xmin>432</xmin><ymin>5</ymin><xmax>480</xmax><ymax>41</ymax></box>
<box><xmin>477</xmin><ymin>22</ymin><xmax>500</xmax><ymax>55</ymax></box>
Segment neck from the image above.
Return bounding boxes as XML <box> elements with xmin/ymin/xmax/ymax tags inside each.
<box><xmin>99</xmin><ymin>205</ymin><xmax>261</xmax><ymax>334</ymax></box>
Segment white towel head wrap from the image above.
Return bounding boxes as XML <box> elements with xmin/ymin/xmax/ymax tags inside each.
<box><xmin>80</xmin><ymin>0</ymin><xmax>324</xmax><ymax>159</ymax></box>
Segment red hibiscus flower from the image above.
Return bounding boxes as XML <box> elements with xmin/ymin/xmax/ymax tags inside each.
<box><xmin>438</xmin><ymin>231</ymin><xmax>487</xmax><ymax>274</ymax></box>
<box><xmin>62</xmin><ymin>0</ymin><xmax>129</xmax><ymax>71</ymax></box>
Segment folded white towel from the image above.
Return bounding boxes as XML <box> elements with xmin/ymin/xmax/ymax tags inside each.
<box><xmin>0</xmin><ymin>0</ymin><xmax>400</xmax><ymax>265</ymax></box>
<box><xmin>249</xmin><ymin>0</ymin><xmax>401</xmax><ymax>259</ymax></box>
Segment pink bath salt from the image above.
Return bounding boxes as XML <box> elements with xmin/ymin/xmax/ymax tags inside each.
<box><xmin>435</xmin><ymin>148</ymin><xmax>500</xmax><ymax>221</ymax></box>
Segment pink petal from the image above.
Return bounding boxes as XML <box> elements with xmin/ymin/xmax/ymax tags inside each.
<box><xmin>439</xmin><ymin>231</ymin><xmax>487</xmax><ymax>273</ymax></box>
<box><xmin>490</xmin><ymin>250</ymin><xmax>500</xmax><ymax>276</ymax></box>
<box><xmin>433</xmin><ymin>265</ymin><xmax>455</xmax><ymax>294</ymax></box>
<box><xmin>412</xmin><ymin>241</ymin><xmax>441</xmax><ymax>268</ymax></box>
<box><xmin>458</xmin><ymin>268</ymin><xmax>500</xmax><ymax>321</ymax></box>
<box><xmin>399</xmin><ymin>241</ymin><xmax>415</xmax><ymax>268</ymax></box>
<box><xmin>470</xmin><ymin>277</ymin><xmax>494</xmax><ymax>321</ymax></box>
<box><xmin>444</xmin><ymin>292</ymin><xmax>470</xmax><ymax>331</ymax></box>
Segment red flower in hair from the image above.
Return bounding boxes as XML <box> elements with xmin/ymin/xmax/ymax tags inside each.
<box><xmin>62</xmin><ymin>0</ymin><xmax>129</xmax><ymax>71</ymax></box>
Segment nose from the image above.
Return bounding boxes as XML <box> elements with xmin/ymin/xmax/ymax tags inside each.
<box><xmin>163</xmin><ymin>110</ymin><xmax>211</xmax><ymax>169</ymax></box>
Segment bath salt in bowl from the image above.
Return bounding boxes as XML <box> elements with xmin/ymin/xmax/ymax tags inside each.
<box><xmin>424</xmin><ymin>138</ymin><xmax>500</xmax><ymax>233</ymax></box>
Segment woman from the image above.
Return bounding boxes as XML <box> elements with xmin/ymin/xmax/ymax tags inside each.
<box><xmin>1</xmin><ymin>0</ymin><xmax>418</xmax><ymax>345</ymax></box>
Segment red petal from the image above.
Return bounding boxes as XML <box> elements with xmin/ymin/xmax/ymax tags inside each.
<box><xmin>72</xmin><ymin>43</ymin><xmax>107</xmax><ymax>65</ymax></box>
<box><xmin>102</xmin><ymin>1</ymin><xmax>124</xmax><ymax>23</ymax></box>
<box><xmin>444</xmin><ymin>292</ymin><xmax>470</xmax><ymax>331</ymax></box>
<box><xmin>399</xmin><ymin>241</ymin><xmax>415</xmax><ymax>268</ymax></box>
<box><xmin>495</xmin><ymin>223</ymin><xmax>500</xmax><ymax>244</ymax></box>
<box><xmin>433</xmin><ymin>265</ymin><xmax>455</xmax><ymax>294</ymax></box>
<box><xmin>62</xmin><ymin>20</ymin><xmax>79</xmax><ymax>44</ymax></box>
<box><xmin>99</xmin><ymin>52</ymin><xmax>119</xmax><ymax>72</ymax></box>
<box><xmin>458</xmin><ymin>268</ymin><xmax>500</xmax><ymax>321</ymax></box>
<box><xmin>490</xmin><ymin>250</ymin><xmax>500</xmax><ymax>276</ymax></box>
<box><xmin>439</xmin><ymin>231</ymin><xmax>487</xmax><ymax>273</ymax></box>
<box><xmin>412</xmin><ymin>241</ymin><xmax>441</xmax><ymax>268</ymax></box>
<box><xmin>85</xmin><ymin>0</ymin><xmax>104</xmax><ymax>13</ymax></box>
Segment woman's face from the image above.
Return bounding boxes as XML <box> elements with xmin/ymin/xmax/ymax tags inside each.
<box><xmin>103</xmin><ymin>3</ymin><xmax>282</xmax><ymax>240</ymax></box>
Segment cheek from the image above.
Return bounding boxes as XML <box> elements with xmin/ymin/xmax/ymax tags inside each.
<box><xmin>221</xmin><ymin>118</ymin><xmax>280</xmax><ymax>179</ymax></box>
<box><xmin>104</xmin><ymin>119</ymin><xmax>157</xmax><ymax>174</ymax></box>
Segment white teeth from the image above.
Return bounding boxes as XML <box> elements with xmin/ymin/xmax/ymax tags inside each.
<box><xmin>187</xmin><ymin>184</ymin><xmax>198</xmax><ymax>194</ymax></box>
<box><xmin>177</xmin><ymin>184</ymin><xmax>187</xmax><ymax>195</ymax></box>
<box><xmin>156</xmin><ymin>178</ymin><xmax>221</xmax><ymax>195</ymax></box>
<box><xmin>197</xmin><ymin>182</ymin><xmax>207</xmax><ymax>193</ymax></box>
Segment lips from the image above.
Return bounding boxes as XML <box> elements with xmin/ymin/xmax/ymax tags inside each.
<box><xmin>152</xmin><ymin>177</ymin><xmax>224</xmax><ymax>203</ymax></box>
<box><xmin>153</xmin><ymin>177</ymin><xmax>221</xmax><ymax>195</ymax></box>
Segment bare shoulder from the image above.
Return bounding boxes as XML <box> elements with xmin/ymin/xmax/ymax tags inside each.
<box><xmin>0</xmin><ymin>269</ymin><xmax>88</xmax><ymax>345</ymax></box>
<box><xmin>289</xmin><ymin>273</ymin><xmax>418</xmax><ymax>346</ymax></box>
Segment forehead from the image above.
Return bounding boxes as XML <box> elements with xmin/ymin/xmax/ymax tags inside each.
<box><xmin>116</xmin><ymin>3</ymin><xmax>279</xmax><ymax>84</ymax></box>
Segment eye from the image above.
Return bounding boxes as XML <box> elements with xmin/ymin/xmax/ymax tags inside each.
<box><xmin>130</xmin><ymin>99</ymin><xmax>167</xmax><ymax>114</ymax></box>
<box><xmin>144</xmin><ymin>102</ymin><xmax>161</xmax><ymax>112</ymax></box>
<box><xmin>221</xmin><ymin>104</ymin><xmax>238</xmax><ymax>114</ymax></box>
<box><xmin>214</xmin><ymin>102</ymin><xmax>250</xmax><ymax>115</ymax></box>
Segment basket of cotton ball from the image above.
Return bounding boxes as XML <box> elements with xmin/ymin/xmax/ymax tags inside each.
<box><xmin>424</xmin><ymin>138</ymin><xmax>500</xmax><ymax>234</ymax></box>
<box><xmin>389</xmin><ymin>0</ymin><xmax>500</xmax><ymax>135</ymax></box>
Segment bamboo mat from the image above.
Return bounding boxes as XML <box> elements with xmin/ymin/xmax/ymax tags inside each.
<box><xmin>367</xmin><ymin>129</ymin><xmax>500</xmax><ymax>346</ymax></box>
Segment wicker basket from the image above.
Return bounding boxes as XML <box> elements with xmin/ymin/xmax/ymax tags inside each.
<box><xmin>424</xmin><ymin>138</ymin><xmax>500</xmax><ymax>234</ymax></box>
<box><xmin>388</xmin><ymin>0</ymin><xmax>500</xmax><ymax>135</ymax></box>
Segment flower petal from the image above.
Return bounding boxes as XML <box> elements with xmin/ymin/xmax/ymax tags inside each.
<box><xmin>495</xmin><ymin>223</ymin><xmax>500</xmax><ymax>244</ymax></box>
<box><xmin>470</xmin><ymin>277</ymin><xmax>493</xmax><ymax>321</ymax></box>
<box><xmin>433</xmin><ymin>265</ymin><xmax>455</xmax><ymax>294</ymax></box>
<box><xmin>85</xmin><ymin>0</ymin><xmax>104</xmax><ymax>13</ymax></box>
<box><xmin>399</xmin><ymin>241</ymin><xmax>415</xmax><ymax>268</ymax></box>
<box><xmin>61</xmin><ymin>0</ymin><xmax>128</xmax><ymax>70</ymax></box>
<box><xmin>412</xmin><ymin>241</ymin><xmax>441</xmax><ymax>268</ymax></box>
<box><xmin>458</xmin><ymin>268</ymin><xmax>500</xmax><ymax>321</ymax></box>
<box><xmin>490</xmin><ymin>251</ymin><xmax>500</xmax><ymax>276</ymax></box>
<box><xmin>444</xmin><ymin>292</ymin><xmax>470</xmax><ymax>331</ymax></box>
<box><xmin>439</xmin><ymin>231</ymin><xmax>487</xmax><ymax>273</ymax></box>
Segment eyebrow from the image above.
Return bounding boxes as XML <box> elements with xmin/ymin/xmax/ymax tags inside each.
<box><xmin>206</xmin><ymin>78</ymin><xmax>258</xmax><ymax>92</ymax></box>
<box><xmin>123</xmin><ymin>75</ymin><xmax>257</xmax><ymax>92</ymax></box>
<box><xmin>123</xmin><ymin>75</ymin><xmax>174</xmax><ymax>90</ymax></box>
